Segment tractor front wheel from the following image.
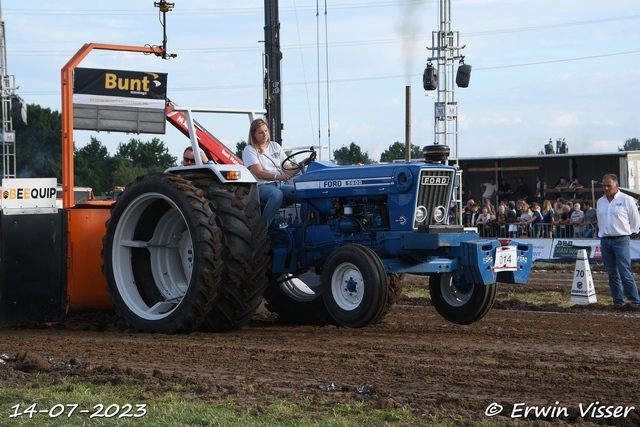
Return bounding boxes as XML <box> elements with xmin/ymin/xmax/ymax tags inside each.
<box><xmin>429</xmin><ymin>272</ymin><xmax>496</xmax><ymax>325</ymax></box>
<box><xmin>321</xmin><ymin>244</ymin><xmax>388</xmax><ymax>328</ymax></box>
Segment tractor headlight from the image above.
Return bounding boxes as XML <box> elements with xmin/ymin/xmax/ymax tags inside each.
<box><xmin>415</xmin><ymin>205</ymin><xmax>427</xmax><ymax>223</ymax></box>
<box><xmin>433</xmin><ymin>205</ymin><xmax>446</xmax><ymax>223</ymax></box>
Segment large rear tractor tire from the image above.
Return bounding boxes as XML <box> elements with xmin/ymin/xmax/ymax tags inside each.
<box><xmin>262</xmin><ymin>268</ymin><xmax>333</xmax><ymax>325</ymax></box>
<box><xmin>429</xmin><ymin>272</ymin><xmax>497</xmax><ymax>325</ymax></box>
<box><xmin>102</xmin><ymin>173</ymin><xmax>224</xmax><ymax>334</ymax></box>
<box><xmin>184</xmin><ymin>175</ymin><xmax>270</xmax><ymax>332</ymax></box>
<box><xmin>321</xmin><ymin>244</ymin><xmax>389</xmax><ymax>328</ymax></box>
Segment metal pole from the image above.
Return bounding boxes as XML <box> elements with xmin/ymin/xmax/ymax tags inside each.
<box><xmin>405</xmin><ymin>86</ymin><xmax>411</xmax><ymax>162</ymax></box>
<box><xmin>264</xmin><ymin>0</ymin><xmax>283</xmax><ymax>144</ymax></box>
<box><xmin>0</xmin><ymin>1</ymin><xmax>17</xmax><ymax>180</ymax></box>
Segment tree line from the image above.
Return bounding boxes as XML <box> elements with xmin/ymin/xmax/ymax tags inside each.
<box><xmin>620</xmin><ymin>138</ymin><xmax>640</xmax><ymax>151</ymax></box>
<box><xmin>17</xmin><ymin>104</ymin><xmax>639</xmax><ymax>195</ymax></box>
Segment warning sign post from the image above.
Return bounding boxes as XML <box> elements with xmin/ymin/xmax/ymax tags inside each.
<box><xmin>570</xmin><ymin>249</ymin><xmax>597</xmax><ymax>304</ymax></box>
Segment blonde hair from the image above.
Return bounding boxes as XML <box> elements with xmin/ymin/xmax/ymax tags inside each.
<box><xmin>248</xmin><ymin>119</ymin><xmax>269</xmax><ymax>155</ymax></box>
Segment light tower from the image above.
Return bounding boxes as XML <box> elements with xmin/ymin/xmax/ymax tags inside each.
<box><xmin>423</xmin><ymin>0</ymin><xmax>471</xmax><ymax>223</ymax></box>
<box><xmin>424</xmin><ymin>0</ymin><xmax>471</xmax><ymax>165</ymax></box>
<box><xmin>0</xmin><ymin>1</ymin><xmax>20</xmax><ymax>179</ymax></box>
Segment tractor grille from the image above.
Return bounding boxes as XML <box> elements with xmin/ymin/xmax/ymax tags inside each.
<box><xmin>414</xmin><ymin>168</ymin><xmax>455</xmax><ymax>228</ymax></box>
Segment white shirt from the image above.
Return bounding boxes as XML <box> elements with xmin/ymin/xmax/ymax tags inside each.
<box><xmin>242</xmin><ymin>141</ymin><xmax>288</xmax><ymax>185</ymax></box>
<box><xmin>482</xmin><ymin>183</ymin><xmax>497</xmax><ymax>199</ymax></box>
<box><xmin>571</xmin><ymin>210</ymin><xmax>585</xmax><ymax>231</ymax></box>
<box><xmin>476</xmin><ymin>213</ymin><xmax>491</xmax><ymax>225</ymax></box>
<box><xmin>536</xmin><ymin>181</ymin><xmax>547</xmax><ymax>192</ymax></box>
<box><xmin>470</xmin><ymin>212</ymin><xmax>478</xmax><ymax>226</ymax></box>
<box><xmin>597</xmin><ymin>190</ymin><xmax>640</xmax><ymax>238</ymax></box>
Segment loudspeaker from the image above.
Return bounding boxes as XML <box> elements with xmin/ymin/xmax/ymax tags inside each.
<box><xmin>456</xmin><ymin>63</ymin><xmax>472</xmax><ymax>88</ymax></box>
<box><xmin>10</xmin><ymin>95</ymin><xmax>27</xmax><ymax>125</ymax></box>
<box><xmin>423</xmin><ymin>64</ymin><xmax>437</xmax><ymax>91</ymax></box>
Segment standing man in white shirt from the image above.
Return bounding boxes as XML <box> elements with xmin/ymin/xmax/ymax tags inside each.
<box><xmin>481</xmin><ymin>178</ymin><xmax>497</xmax><ymax>204</ymax></box>
<box><xmin>597</xmin><ymin>173</ymin><xmax>640</xmax><ymax>306</ymax></box>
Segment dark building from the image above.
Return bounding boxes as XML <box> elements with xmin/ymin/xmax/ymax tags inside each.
<box><xmin>457</xmin><ymin>150</ymin><xmax>640</xmax><ymax>205</ymax></box>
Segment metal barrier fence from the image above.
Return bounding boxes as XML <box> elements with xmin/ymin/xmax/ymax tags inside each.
<box><xmin>476</xmin><ymin>223</ymin><xmax>599</xmax><ymax>239</ymax></box>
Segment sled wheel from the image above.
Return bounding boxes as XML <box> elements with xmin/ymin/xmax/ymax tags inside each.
<box><xmin>184</xmin><ymin>175</ymin><xmax>271</xmax><ymax>332</ymax></box>
<box><xmin>322</xmin><ymin>244</ymin><xmax>388</xmax><ymax>328</ymax></box>
<box><xmin>429</xmin><ymin>272</ymin><xmax>497</xmax><ymax>325</ymax></box>
<box><xmin>102</xmin><ymin>173</ymin><xmax>223</xmax><ymax>334</ymax></box>
<box><xmin>262</xmin><ymin>268</ymin><xmax>333</xmax><ymax>325</ymax></box>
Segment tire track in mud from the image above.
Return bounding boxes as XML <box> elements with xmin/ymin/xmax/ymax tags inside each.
<box><xmin>0</xmin><ymin>267</ymin><xmax>639</xmax><ymax>425</ymax></box>
<box><xmin>0</xmin><ymin>305</ymin><xmax>638</xmax><ymax>425</ymax></box>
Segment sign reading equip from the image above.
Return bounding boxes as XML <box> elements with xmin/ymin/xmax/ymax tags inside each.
<box><xmin>1</xmin><ymin>178</ymin><xmax>58</xmax><ymax>214</ymax></box>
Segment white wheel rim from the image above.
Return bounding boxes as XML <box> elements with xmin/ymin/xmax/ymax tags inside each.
<box><xmin>439</xmin><ymin>272</ymin><xmax>473</xmax><ymax>307</ymax></box>
<box><xmin>331</xmin><ymin>262</ymin><xmax>365</xmax><ymax>311</ymax></box>
<box><xmin>112</xmin><ymin>192</ymin><xmax>193</xmax><ymax>320</ymax></box>
<box><xmin>279</xmin><ymin>268</ymin><xmax>321</xmax><ymax>302</ymax></box>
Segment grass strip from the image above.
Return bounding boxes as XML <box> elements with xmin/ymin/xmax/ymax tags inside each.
<box><xmin>0</xmin><ymin>380</ymin><xmax>510</xmax><ymax>427</ymax></box>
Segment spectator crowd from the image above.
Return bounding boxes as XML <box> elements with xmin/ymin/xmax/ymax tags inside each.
<box><xmin>460</xmin><ymin>175</ymin><xmax>600</xmax><ymax>238</ymax></box>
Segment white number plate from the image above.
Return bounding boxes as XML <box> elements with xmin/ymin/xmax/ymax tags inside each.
<box><xmin>494</xmin><ymin>246</ymin><xmax>518</xmax><ymax>271</ymax></box>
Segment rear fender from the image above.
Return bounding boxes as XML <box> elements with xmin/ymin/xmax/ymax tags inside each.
<box><xmin>166</xmin><ymin>164</ymin><xmax>255</xmax><ymax>184</ymax></box>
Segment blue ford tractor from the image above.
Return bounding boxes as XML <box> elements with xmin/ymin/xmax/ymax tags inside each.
<box><xmin>101</xmin><ymin>142</ymin><xmax>532</xmax><ymax>334</ymax></box>
<box><xmin>261</xmin><ymin>148</ymin><xmax>532</xmax><ymax>327</ymax></box>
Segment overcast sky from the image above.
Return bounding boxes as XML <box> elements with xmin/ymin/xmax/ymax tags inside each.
<box><xmin>3</xmin><ymin>0</ymin><xmax>639</xmax><ymax>162</ymax></box>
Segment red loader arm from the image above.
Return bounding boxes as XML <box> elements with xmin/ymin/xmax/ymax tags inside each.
<box><xmin>166</xmin><ymin>100</ymin><xmax>244</xmax><ymax>166</ymax></box>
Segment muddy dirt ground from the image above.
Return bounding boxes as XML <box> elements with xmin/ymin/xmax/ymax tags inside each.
<box><xmin>0</xmin><ymin>267</ymin><xmax>639</xmax><ymax>426</ymax></box>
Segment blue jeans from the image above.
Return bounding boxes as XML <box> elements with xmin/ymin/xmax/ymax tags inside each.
<box><xmin>584</xmin><ymin>226</ymin><xmax>595</xmax><ymax>238</ymax></box>
<box><xmin>600</xmin><ymin>236</ymin><xmax>640</xmax><ymax>305</ymax></box>
<box><xmin>556</xmin><ymin>224</ymin><xmax>568</xmax><ymax>237</ymax></box>
<box><xmin>573</xmin><ymin>226</ymin><xmax>585</xmax><ymax>238</ymax></box>
<box><xmin>532</xmin><ymin>223</ymin><xmax>542</xmax><ymax>238</ymax></box>
<box><xmin>258</xmin><ymin>183</ymin><xmax>295</xmax><ymax>226</ymax></box>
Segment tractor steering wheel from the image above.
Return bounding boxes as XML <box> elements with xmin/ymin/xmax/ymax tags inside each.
<box><xmin>282</xmin><ymin>149</ymin><xmax>317</xmax><ymax>172</ymax></box>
